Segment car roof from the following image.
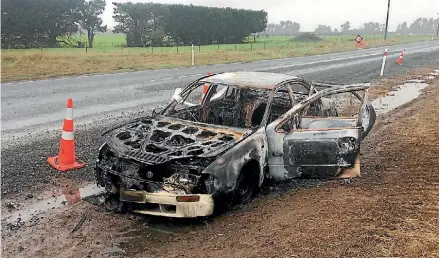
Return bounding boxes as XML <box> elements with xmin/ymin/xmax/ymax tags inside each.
<box><xmin>200</xmin><ymin>72</ymin><xmax>300</xmax><ymax>90</ymax></box>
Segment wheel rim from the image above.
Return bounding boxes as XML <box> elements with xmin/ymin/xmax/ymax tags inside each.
<box><xmin>235</xmin><ymin>174</ymin><xmax>253</xmax><ymax>203</ymax></box>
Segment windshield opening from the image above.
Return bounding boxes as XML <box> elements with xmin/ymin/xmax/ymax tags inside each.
<box><xmin>162</xmin><ymin>82</ymin><xmax>272</xmax><ymax>129</ymax></box>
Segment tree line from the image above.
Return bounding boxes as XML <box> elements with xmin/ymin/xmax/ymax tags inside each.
<box><xmin>1</xmin><ymin>0</ymin><xmax>107</xmax><ymax>48</ymax></box>
<box><xmin>261</xmin><ymin>18</ymin><xmax>439</xmax><ymax>35</ymax></box>
<box><xmin>1</xmin><ymin>0</ymin><xmax>267</xmax><ymax>49</ymax></box>
<box><xmin>112</xmin><ymin>2</ymin><xmax>267</xmax><ymax>47</ymax></box>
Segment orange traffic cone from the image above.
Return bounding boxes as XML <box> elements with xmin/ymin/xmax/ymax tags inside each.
<box><xmin>200</xmin><ymin>72</ymin><xmax>211</xmax><ymax>103</ymax></box>
<box><xmin>47</xmin><ymin>98</ymin><xmax>85</xmax><ymax>172</ymax></box>
<box><xmin>396</xmin><ymin>49</ymin><xmax>405</xmax><ymax>65</ymax></box>
<box><xmin>200</xmin><ymin>83</ymin><xmax>209</xmax><ymax>103</ymax></box>
<box><xmin>355</xmin><ymin>41</ymin><xmax>369</xmax><ymax>49</ymax></box>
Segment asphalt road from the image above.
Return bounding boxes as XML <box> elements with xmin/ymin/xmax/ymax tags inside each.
<box><xmin>2</xmin><ymin>40</ymin><xmax>439</xmax><ymax>203</ymax></box>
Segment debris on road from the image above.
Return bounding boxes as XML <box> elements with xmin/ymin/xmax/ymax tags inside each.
<box><xmin>71</xmin><ymin>213</ymin><xmax>88</xmax><ymax>233</ymax></box>
<box><xmin>5</xmin><ymin>202</ymin><xmax>20</xmax><ymax>210</ymax></box>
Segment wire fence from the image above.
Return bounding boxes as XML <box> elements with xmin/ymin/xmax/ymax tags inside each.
<box><xmin>4</xmin><ymin>35</ymin><xmax>433</xmax><ymax>54</ymax></box>
<box><xmin>74</xmin><ymin>36</ymin><xmax>390</xmax><ymax>54</ymax></box>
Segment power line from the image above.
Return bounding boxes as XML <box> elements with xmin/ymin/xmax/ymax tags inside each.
<box><xmin>436</xmin><ymin>12</ymin><xmax>439</xmax><ymax>37</ymax></box>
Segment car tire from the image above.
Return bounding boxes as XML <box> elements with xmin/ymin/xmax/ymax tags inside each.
<box><xmin>233</xmin><ymin>170</ymin><xmax>256</xmax><ymax>205</ymax></box>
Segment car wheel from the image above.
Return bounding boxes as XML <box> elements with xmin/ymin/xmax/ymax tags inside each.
<box><xmin>233</xmin><ymin>170</ymin><xmax>255</xmax><ymax>204</ymax></box>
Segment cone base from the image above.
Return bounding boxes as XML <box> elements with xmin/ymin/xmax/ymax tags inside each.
<box><xmin>47</xmin><ymin>156</ymin><xmax>86</xmax><ymax>172</ymax></box>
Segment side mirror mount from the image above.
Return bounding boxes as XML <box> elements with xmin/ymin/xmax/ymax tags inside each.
<box><xmin>171</xmin><ymin>87</ymin><xmax>198</xmax><ymax>107</ymax></box>
<box><xmin>171</xmin><ymin>88</ymin><xmax>183</xmax><ymax>104</ymax></box>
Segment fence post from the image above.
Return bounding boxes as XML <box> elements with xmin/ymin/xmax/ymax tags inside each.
<box><xmin>177</xmin><ymin>45</ymin><xmax>179</xmax><ymax>54</ymax></box>
<box><xmin>217</xmin><ymin>44</ymin><xmax>219</xmax><ymax>50</ymax></box>
<box><xmin>199</xmin><ymin>45</ymin><xmax>200</xmax><ymax>52</ymax></box>
<box><xmin>235</xmin><ymin>45</ymin><xmax>237</xmax><ymax>51</ymax></box>
<box><xmin>380</xmin><ymin>48</ymin><xmax>388</xmax><ymax>76</ymax></box>
<box><xmin>191</xmin><ymin>44</ymin><xmax>195</xmax><ymax>66</ymax></box>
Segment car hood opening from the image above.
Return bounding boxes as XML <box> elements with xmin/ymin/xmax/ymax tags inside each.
<box><xmin>101</xmin><ymin>115</ymin><xmax>252</xmax><ymax>165</ymax></box>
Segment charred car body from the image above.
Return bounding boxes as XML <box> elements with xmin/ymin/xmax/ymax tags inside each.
<box><xmin>95</xmin><ymin>72</ymin><xmax>376</xmax><ymax>218</ymax></box>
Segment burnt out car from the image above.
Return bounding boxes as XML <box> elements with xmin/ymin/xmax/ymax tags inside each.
<box><xmin>95</xmin><ymin>72</ymin><xmax>376</xmax><ymax>218</ymax></box>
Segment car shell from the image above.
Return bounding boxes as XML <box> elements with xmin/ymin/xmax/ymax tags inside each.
<box><xmin>95</xmin><ymin>71</ymin><xmax>376</xmax><ymax>218</ymax></box>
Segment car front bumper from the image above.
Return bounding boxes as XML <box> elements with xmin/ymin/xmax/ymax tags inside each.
<box><xmin>119</xmin><ymin>189</ymin><xmax>215</xmax><ymax>218</ymax></box>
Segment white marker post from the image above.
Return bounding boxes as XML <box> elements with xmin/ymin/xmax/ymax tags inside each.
<box><xmin>380</xmin><ymin>48</ymin><xmax>388</xmax><ymax>76</ymax></box>
<box><xmin>191</xmin><ymin>44</ymin><xmax>195</xmax><ymax>66</ymax></box>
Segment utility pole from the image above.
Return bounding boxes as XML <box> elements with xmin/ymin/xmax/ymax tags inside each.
<box><xmin>436</xmin><ymin>12</ymin><xmax>439</xmax><ymax>37</ymax></box>
<box><xmin>384</xmin><ymin>0</ymin><xmax>391</xmax><ymax>40</ymax></box>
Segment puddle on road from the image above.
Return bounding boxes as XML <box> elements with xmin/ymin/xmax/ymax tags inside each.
<box><xmin>371</xmin><ymin>81</ymin><xmax>429</xmax><ymax>115</ymax></box>
<box><xmin>2</xmin><ymin>184</ymin><xmax>105</xmax><ymax>230</ymax></box>
<box><xmin>429</xmin><ymin>69</ymin><xmax>439</xmax><ymax>76</ymax></box>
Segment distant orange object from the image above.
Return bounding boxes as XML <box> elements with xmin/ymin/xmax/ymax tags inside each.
<box><xmin>354</xmin><ymin>34</ymin><xmax>363</xmax><ymax>43</ymax></box>
<box><xmin>47</xmin><ymin>98</ymin><xmax>85</xmax><ymax>172</ymax></box>
<box><xmin>355</xmin><ymin>41</ymin><xmax>369</xmax><ymax>49</ymax></box>
<box><xmin>200</xmin><ymin>83</ymin><xmax>210</xmax><ymax>103</ymax></box>
<box><xmin>397</xmin><ymin>49</ymin><xmax>405</xmax><ymax>65</ymax></box>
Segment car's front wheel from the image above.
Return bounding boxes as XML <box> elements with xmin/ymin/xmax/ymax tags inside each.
<box><xmin>233</xmin><ymin>171</ymin><xmax>254</xmax><ymax>204</ymax></box>
<box><xmin>232</xmin><ymin>162</ymin><xmax>259</xmax><ymax>204</ymax></box>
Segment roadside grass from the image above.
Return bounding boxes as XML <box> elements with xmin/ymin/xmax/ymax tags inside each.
<box><xmin>1</xmin><ymin>34</ymin><xmax>435</xmax><ymax>82</ymax></box>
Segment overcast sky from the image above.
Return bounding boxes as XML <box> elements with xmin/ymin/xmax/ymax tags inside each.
<box><xmin>102</xmin><ymin>0</ymin><xmax>438</xmax><ymax>31</ymax></box>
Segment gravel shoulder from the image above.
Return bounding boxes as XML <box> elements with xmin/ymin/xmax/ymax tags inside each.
<box><xmin>2</xmin><ymin>68</ymin><xmax>438</xmax><ymax>258</ymax></box>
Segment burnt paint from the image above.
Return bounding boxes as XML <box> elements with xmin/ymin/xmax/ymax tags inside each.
<box><xmin>201</xmin><ymin>127</ymin><xmax>267</xmax><ymax>194</ymax></box>
<box><xmin>282</xmin><ymin>125</ymin><xmax>361</xmax><ymax>178</ymax></box>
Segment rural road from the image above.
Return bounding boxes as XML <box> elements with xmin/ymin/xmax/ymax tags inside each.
<box><xmin>1</xmin><ymin>39</ymin><xmax>439</xmax><ymax>203</ymax></box>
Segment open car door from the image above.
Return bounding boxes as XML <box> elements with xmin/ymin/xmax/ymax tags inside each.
<box><xmin>276</xmin><ymin>83</ymin><xmax>376</xmax><ymax>179</ymax></box>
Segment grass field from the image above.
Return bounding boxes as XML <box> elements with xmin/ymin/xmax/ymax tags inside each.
<box><xmin>1</xmin><ymin>34</ymin><xmax>436</xmax><ymax>82</ymax></box>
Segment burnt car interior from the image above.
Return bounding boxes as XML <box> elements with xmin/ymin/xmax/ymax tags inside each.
<box><xmin>163</xmin><ymin>81</ymin><xmax>323</xmax><ymax>130</ymax></box>
<box><xmin>278</xmin><ymin>89</ymin><xmax>368</xmax><ymax>132</ymax></box>
<box><xmin>164</xmin><ymin>83</ymin><xmax>280</xmax><ymax>129</ymax></box>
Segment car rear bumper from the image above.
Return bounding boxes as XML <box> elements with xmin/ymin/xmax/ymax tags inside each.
<box><xmin>119</xmin><ymin>189</ymin><xmax>214</xmax><ymax>218</ymax></box>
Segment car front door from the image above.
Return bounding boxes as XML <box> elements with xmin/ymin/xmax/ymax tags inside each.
<box><xmin>266</xmin><ymin>84</ymin><xmax>375</xmax><ymax>180</ymax></box>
